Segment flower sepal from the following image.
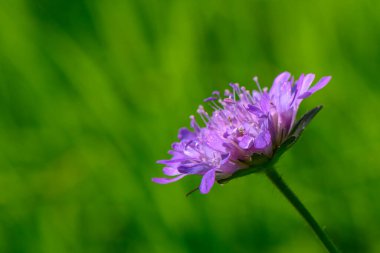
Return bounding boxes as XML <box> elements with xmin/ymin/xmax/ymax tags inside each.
<box><xmin>271</xmin><ymin>105</ymin><xmax>323</xmax><ymax>164</ymax></box>
<box><xmin>216</xmin><ymin>153</ymin><xmax>271</xmax><ymax>184</ymax></box>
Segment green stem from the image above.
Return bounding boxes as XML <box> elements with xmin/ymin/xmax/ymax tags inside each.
<box><xmin>265</xmin><ymin>168</ymin><xmax>340</xmax><ymax>253</ymax></box>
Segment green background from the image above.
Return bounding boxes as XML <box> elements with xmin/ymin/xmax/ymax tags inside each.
<box><xmin>0</xmin><ymin>0</ymin><xmax>379</xmax><ymax>252</ymax></box>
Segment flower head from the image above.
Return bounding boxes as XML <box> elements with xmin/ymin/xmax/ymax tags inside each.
<box><xmin>153</xmin><ymin>72</ymin><xmax>331</xmax><ymax>194</ymax></box>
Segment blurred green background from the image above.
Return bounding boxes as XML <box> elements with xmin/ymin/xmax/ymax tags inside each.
<box><xmin>0</xmin><ymin>0</ymin><xmax>379</xmax><ymax>252</ymax></box>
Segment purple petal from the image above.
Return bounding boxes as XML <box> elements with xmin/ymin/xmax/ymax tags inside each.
<box><xmin>239</xmin><ymin>135</ymin><xmax>254</xmax><ymax>149</ymax></box>
<box><xmin>178</xmin><ymin>164</ymin><xmax>210</xmax><ymax>174</ymax></box>
<box><xmin>229</xmin><ymin>83</ymin><xmax>240</xmax><ymax>92</ymax></box>
<box><xmin>157</xmin><ymin>159</ymin><xmax>186</xmax><ymax>165</ymax></box>
<box><xmin>204</xmin><ymin>97</ymin><xmax>217</xmax><ymax>102</ymax></box>
<box><xmin>297</xmin><ymin>74</ymin><xmax>315</xmax><ymax>98</ymax></box>
<box><xmin>302</xmin><ymin>74</ymin><xmax>315</xmax><ymax>90</ymax></box>
<box><xmin>270</xmin><ymin>72</ymin><xmax>291</xmax><ymax>96</ymax></box>
<box><xmin>212</xmin><ymin>91</ymin><xmax>220</xmax><ymax>97</ymax></box>
<box><xmin>292</xmin><ymin>74</ymin><xmax>303</xmax><ymax>94</ymax></box>
<box><xmin>178</xmin><ymin>128</ymin><xmax>196</xmax><ymax>141</ymax></box>
<box><xmin>152</xmin><ymin>174</ymin><xmax>186</xmax><ymax>184</ymax></box>
<box><xmin>297</xmin><ymin>76</ymin><xmax>330</xmax><ymax>100</ymax></box>
<box><xmin>223</xmin><ymin>98</ymin><xmax>235</xmax><ymax>104</ymax></box>
<box><xmin>247</xmin><ymin>104</ymin><xmax>265</xmax><ymax>117</ymax></box>
<box><xmin>168</xmin><ymin>149</ymin><xmax>182</xmax><ymax>156</ymax></box>
<box><xmin>297</xmin><ymin>92</ymin><xmax>312</xmax><ymax>99</ymax></box>
<box><xmin>279</xmin><ymin>107</ymin><xmax>295</xmax><ymax>130</ymax></box>
<box><xmin>170</xmin><ymin>143</ymin><xmax>182</xmax><ymax>151</ymax></box>
<box><xmin>190</xmin><ymin>116</ymin><xmax>201</xmax><ymax>133</ymax></box>
<box><xmin>163</xmin><ymin>167</ymin><xmax>179</xmax><ymax>176</ymax></box>
<box><xmin>259</xmin><ymin>93</ymin><xmax>271</xmax><ymax>112</ymax></box>
<box><xmin>306</xmin><ymin>76</ymin><xmax>331</xmax><ymax>95</ymax></box>
<box><xmin>221</xmin><ymin>153</ymin><xmax>231</xmax><ymax>164</ymax></box>
<box><xmin>254</xmin><ymin>131</ymin><xmax>271</xmax><ymax>149</ymax></box>
<box><xmin>199</xmin><ymin>169</ymin><xmax>215</xmax><ymax>194</ymax></box>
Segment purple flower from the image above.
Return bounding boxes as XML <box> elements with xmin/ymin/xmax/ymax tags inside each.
<box><xmin>153</xmin><ymin>72</ymin><xmax>331</xmax><ymax>194</ymax></box>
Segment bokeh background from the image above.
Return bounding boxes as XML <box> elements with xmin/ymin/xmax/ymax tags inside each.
<box><xmin>0</xmin><ymin>0</ymin><xmax>379</xmax><ymax>252</ymax></box>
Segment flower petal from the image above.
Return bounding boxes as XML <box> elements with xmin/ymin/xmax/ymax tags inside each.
<box><xmin>297</xmin><ymin>74</ymin><xmax>315</xmax><ymax>96</ymax></box>
<box><xmin>178</xmin><ymin>128</ymin><xmax>196</xmax><ymax>141</ymax></box>
<box><xmin>204</xmin><ymin>97</ymin><xmax>217</xmax><ymax>102</ymax></box>
<box><xmin>247</xmin><ymin>104</ymin><xmax>266</xmax><ymax>118</ymax></box>
<box><xmin>190</xmin><ymin>116</ymin><xmax>201</xmax><ymax>133</ymax></box>
<box><xmin>254</xmin><ymin>130</ymin><xmax>271</xmax><ymax>149</ymax></box>
<box><xmin>299</xmin><ymin>76</ymin><xmax>331</xmax><ymax>99</ymax></box>
<box><xmin>221</xmin><ymin>153</ymin><xmax>231</xmax><ymax>164</ymax></box>
<box><xmin>239</xmin><ymin>135</ymin><xmax>254</xmax><ymax>149</ymax></box>
<box><xmin>152</xmin><ymin>174</ymin><xmax>186</xmax><ymax>184</ymax></box>
<box><xmin>270</xmin><ymin>72</ymin><xmax>291</xmax><ymax>97</ymax></box>
<box><xmin>229</xmin><ymin>83</ymin><xmax>240</xmax><ymax>92</ymax></box>
<box><xmin>178</xmin><ymin>164</ymin><xmax>210</xmax><ymax>174</ymax></box>
<box><xmin>157</xmin><ymin>159</ymin><xmax>187</xmax><ymax>165</ymax></box>
<box><xmin>163</xmin><ymin>167</ymin><xmax>179</xmax><ymax>176</ymax></box>
<box><xmin>199</xmin><ymin>169</ymin><xmax>215</xmax><ymax>194</ymax></box>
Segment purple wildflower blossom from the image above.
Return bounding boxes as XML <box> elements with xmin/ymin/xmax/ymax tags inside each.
<box><xmin>153</xmin><ymin>72</ymin><xmax>331</xmax><ymax>194</ymax></box>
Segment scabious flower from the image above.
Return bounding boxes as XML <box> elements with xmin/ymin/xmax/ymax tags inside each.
<box><xmin>153</xmin><ymin>72</ymin><xmax>331</xmax><ymax>194</ymax></box>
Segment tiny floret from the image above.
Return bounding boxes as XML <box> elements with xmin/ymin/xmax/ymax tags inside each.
<box><xmin>153</xmin><ymin>72</ymin><xmax>331</xmax><ymax>194</ymax></box>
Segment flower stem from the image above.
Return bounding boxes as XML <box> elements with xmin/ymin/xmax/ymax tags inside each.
<box><xmin>265</xmin><ymin>168</ymin><xmax>340</xmax><ymax>253</ymax></box>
